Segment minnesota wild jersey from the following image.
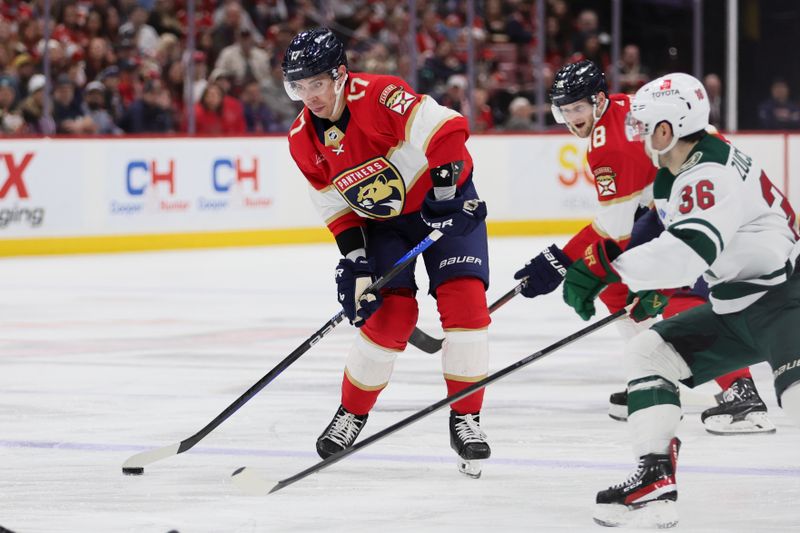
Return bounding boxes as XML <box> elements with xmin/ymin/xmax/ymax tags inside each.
<box><xmin>613</xmin><ymin>134</ymin><xmax>799</xmax><ymax>313</ymax></box>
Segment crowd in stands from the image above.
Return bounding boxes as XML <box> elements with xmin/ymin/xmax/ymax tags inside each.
<box><xmin>0</xmin><ymin>0</ymin><xmax>798</xmax><ymax>136</ymax></box>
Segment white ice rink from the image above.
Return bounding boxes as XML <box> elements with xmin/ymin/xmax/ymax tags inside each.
<box><xmin>1</xmin><ymin>236</ymin><xmax>798</xmax><ymax>533</ymax></box>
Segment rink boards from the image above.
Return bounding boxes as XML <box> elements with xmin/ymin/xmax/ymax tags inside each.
<box><xmin>0</xmin><ymin>132</ymin><xmax>796</xmax><ymax>256</ymax></box>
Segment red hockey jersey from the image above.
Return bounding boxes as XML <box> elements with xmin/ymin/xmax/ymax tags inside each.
<box><xmin>288</xmin><ymin>72</ymin><xmax>473</xmax><ymax>237</ymax></box>
<box><xmin>563</xmin><ymin>94</ymin><xmax>657</xmax><ymax>260</ymax></box>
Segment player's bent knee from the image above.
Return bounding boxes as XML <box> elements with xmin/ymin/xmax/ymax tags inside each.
<box><xmin>361</xmin><ymin>290</ymin><xmax>419</xmax><ymax>351</ymax></box>
<box><xmin>625</xmin><ymin>330</ymin><xmax>690</xmax><ymax>385</ymax></box>
<box><xmin>436</xmin><ymin>277</ymin><xmax>490</xmax><ymax>330</ymax></box>
<box><xmin>780</xmin><ymin>381</ymin><xmax>800</xmax><ymax>428</ymax></box>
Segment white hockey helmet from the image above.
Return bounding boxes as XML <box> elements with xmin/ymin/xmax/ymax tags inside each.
<box><xmin>625</xmin><ymin>72</ymin><xmax>710</xmax><ymax>166</ymax></box>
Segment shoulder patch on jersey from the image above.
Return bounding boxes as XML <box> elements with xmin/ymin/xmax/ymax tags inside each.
<box><xmin>677</xmin><ymin>151</ymin><xmax>703</xmax><ymax>174</ymax></box>
<box><xmin>384</xmin><ymin>88</ymin><xmax>416</xmax><ymax>115</ymax></box>
<box><xmin>378</xmin><ymin>84</ymin><xmax>399</xmax><ymax>105</ymax></box>
<box><xmin>691</xmin><ymin>134</ymin><xmax>730</xmax><ymax>168</ymax></box>
<box><xmin>593</xmin><ymin>166</ymin><xmax>617</xmax><ymax>197</ymax></box>
<box><xmin>333</xmin><ymin>157</ymin><xmax>406</xmax><ymax>218</ymax></box>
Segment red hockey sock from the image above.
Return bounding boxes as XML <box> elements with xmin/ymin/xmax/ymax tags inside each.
<box><xmin>341</xmin><ymin>372</ymin><xmax>384</xmax><ymax>416</ymax></box>
<box><xmin>446</xmin><ymin>378</ymin><xmax>485</xmax><ymax>415</ymax></box>
<box><xmin>715</xmin><ymin>367</ymin><xmax>752</xmax><ymax>391</ymax></box>
<box><xmin>662</xmin><ymin>295</ymin><xmax>705</xmax><ymax>319</ymax></box>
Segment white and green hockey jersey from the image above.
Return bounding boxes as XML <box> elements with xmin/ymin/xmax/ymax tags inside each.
<box><xmin>613</xmin><ymin>134</ymin><xmax>800</xmax><ymax>313</ymax></box>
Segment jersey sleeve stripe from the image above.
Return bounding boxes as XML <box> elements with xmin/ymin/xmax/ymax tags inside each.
<box><xmin>669</xmin><ymin>217</ymin><xmax>724</xmax><ymax>251</ymax></box>
<box><xmin>667</xmin><ymin>226</ymin><xmax>718</xmax><ymax>265</ymax></box>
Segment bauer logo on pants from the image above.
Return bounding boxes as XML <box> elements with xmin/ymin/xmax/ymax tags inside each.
<box><xmin>334</xmin><ymin>157</ymin><xmax>405</xmax><ymax>219</ymax></box>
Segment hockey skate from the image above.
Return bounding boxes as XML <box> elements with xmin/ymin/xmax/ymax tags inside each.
<box><xmin>316</xmin><ymin>405</ymin><xmax>368</xmax><ymax>459</ymax></box>
<box><xmin>701</xmin><ymin>377</ymin><xmax>776</xmax><ymax>435</ymax></box>
<box><xmin>608</xmin><ymin>390</ymin><xmax>628</xmax><ymax>422</ymax></box>
<box><xmin>594</xmin><ymin>437</ymin><xmax>681</xmax><ymax>529</ymax></box>
<box><xmin>449</xmin><ymin>411</ymin><xmax>491</xmax><ymax>479</ymax></box>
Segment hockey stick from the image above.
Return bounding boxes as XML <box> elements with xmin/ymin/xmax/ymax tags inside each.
<box><xmin>231</xmin><ymin>307</ymin><xmax>627</xmax><ymax>495</ymax></box>
<box><xmin>408</xmin><ymin>281</ymin><xmax>526</xmax><ymax>354</ymax></box>
<box><xmin>121</xmin><ymin>230</ymin><xmax>444</xmax><ymax>475</ymax></box>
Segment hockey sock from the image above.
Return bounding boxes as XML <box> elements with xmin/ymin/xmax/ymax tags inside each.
<box><xmin>436</xmin><ymin>278</ymin><xmax>490</xmax><ymax>415</ymax></box>
<box><xmin>714</xmin><ymin>367</ymin><xmax>753</xmax><ymax>391</ymax></box>
<box><xmin>341</xmin><ymin>334</ymin><xmax>398</xmax><ymax>415</ymax></box>
<box><xmin>626</xmin><ymin>330</ymin><xmax>692</xmax><ymax>457</ymax></box>
<box><xmin>442</xmin><ymin>330</ymin><xmax>489</xmax><ymax>414</ymax></box>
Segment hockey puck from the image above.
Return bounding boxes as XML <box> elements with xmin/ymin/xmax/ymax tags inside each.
<box><xmin>122</xmin><ymin>466</ymin><xmax>144</xmax><ymax>475</ymax></box>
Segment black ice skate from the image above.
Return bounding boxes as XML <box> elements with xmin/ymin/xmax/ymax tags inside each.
<box><xmin>608</xmin><ymin>390</ymin><xmax>628</xmax><ymax>422</ymax></box>
<box><xmin>316</xmin><ymin>405</ymin><xmax>368</xmax><ymax>459</ymax></box>
<box><xmin>701</xmin><ymin>377</ymin><xmax>776</xmax><ymax>435</ymax></box>
<box><xmin>594</xmin><ymin>437</ymin><xmax>681</xmax><ymax>529</ymax></box>
<box><xmin>449</xmin><ymin>411</ymin><xmax>491</xmax><ymax>478</ymax></box>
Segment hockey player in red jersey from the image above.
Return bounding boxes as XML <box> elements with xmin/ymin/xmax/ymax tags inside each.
<box><xmin>513</xmin><ymin>60</ymin><xmax>774</xmax><ymax>434</ymax></box>
<box><xmin>283</xmin><ymin>28</ymin><xmax>492</xmax><ymax>477</ymax></box>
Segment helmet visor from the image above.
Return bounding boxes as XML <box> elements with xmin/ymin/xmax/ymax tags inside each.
<box><xmin>625</xmin><ymin>111</ymin><xmax>649</xmax><ymax>142</ymax></box>
<box><xmin>283</xmin><ymin>74</ymin><xmax>334</xmax><ymax>102</ymax></box>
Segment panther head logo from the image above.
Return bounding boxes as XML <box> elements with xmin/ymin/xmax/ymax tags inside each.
<box><xmin>355</xmin><ymin>174</ymin><xmax>403</xmax><ymax>216</ymax></box>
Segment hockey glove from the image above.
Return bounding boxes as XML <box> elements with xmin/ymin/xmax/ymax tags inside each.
<box><xmin>514</xmin><ymin>244</ymin><xmax>573</xmax><ymax>298</ymax></box>
<box><xmin>420</xmin><ymin>190</ymin><xmax>487</xmax><ymax>237</ymax></box>
<box><xmin>336</xmin><ymin>257</ymin><xmax>383</xmax><ymax>327</ymax></box>
<box><xmin>627</xmin><ymin>290</ymin><xmax>670</xmax><ymax>322</ymax></box>
<box><xmin>562</xmin><ymin>240</ymin><xmax>623</xmax><ymax>321</ymax></box>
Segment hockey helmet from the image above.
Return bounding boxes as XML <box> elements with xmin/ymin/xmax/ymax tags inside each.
<box><xmin>625</xmin><ymin>73</ymin><xmax>710</xmax><ymax>164</ymax></box>
<box><xmin>282</xmin><ymin>28</ymin><xmax>347</xmax><ymax>101</ymax></box>
<box><xmin>549</xmin><ymin>60</ymin><xmax>607</xmax><ymax>123</ymax></box>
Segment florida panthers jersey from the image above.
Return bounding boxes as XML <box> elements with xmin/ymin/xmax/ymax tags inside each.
<box><xmin>288</xmin><ymin>72</ymin><xmax>473</xmax><ymax>238</ymax></box>
<box><xmin>563</xmin><ymin>94</ymin><xmax>657</xmax><ymax>260</ymax></box>
<box><xmin>613</xmin><ymin>134</ymin><xmax>800</xmax><ymax>313</ymax></box>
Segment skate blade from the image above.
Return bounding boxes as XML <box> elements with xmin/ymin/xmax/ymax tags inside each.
<box><xmin>458</xmin><ymin>458</ymin><xmax>482</xmax><ymax>479</ymax></box>
<box><xmin>703</xmin><ymin>411</ymin><xmax>777</xmax><ymax>435</ymax></box>
<box><xmin>593</xmin><ymin>500</ymin><xmax>678</xmax><ymax>529</ymax></box>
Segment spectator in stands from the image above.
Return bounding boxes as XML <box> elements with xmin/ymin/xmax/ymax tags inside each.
<box><xmin>192</xmin><ymin>81</ymin><xmax>245</xmax><ymax>134</ymax></box>
<box><xmin>120</xmin><ymin>78</ymin><xmax>175</xmax><ymax>133</ymax></box>
<box><xmin>704</xmin><ymin>73</ymin><xmax>724</xmax><ymax>130</ymax></box>
<box><xmin>119</xmin><ymin>5</ymin><xmax>159</xmax><ymax>58</ymax></box>
<box><xmin>472</xmin><ymin>87</ymin><xmax>495</xmax><ymax>133</ymax></box>
<box><xmin>240</xmin><ymin>79</ymin><xmax>278</xmax><ymax>133</ymax></box>
<box><xmin>260</xmin><ymin>56</ymin><xmax>301</xmax><ymax>131</ymax></box>
<box><xmin>440</xmin><ymin>74</ymin><xmax>469</xmax><ymax>115</ymax></box>
<box><xmin>100</xmin><ymin>66</ymin><xmax>125</xmax><ymax>125</ymax></box>
<box><xmin>0</xmin><ymin>74</ymin><xmax>23</xmax><ymax>134</ymax></box>
<box><xmin>83</xmin><ymin>80</ymin><xmax>122</xmax><ymax>135</ymax></box>
<box><xmin>757</xmin><ymin>78</ymin><xmax>800</xmax><ymax>130</ymax></box>
<box><xmin>84</xmin><ymin>37</ymin><xmax>113</xmax><ymax>82</ymax></box>
<box><xmin>503</xmin><ymin>96</ymin><xmax>535</xmax><ymax>131</ymax></box>
<box><xmin>53</xmin><ymin>74</ymin><xmax>96</xmax><ymax>134</ymax></box>
<box><xmin>214</xmin><ymin>28</ymin><xmax>271</xmax><ymax>88</ymax></box>
<box><xmin>11</xmin><ymin>53</ymin><xmax>35</xmax><ymax>102</ymax></box>
<box><xmin>212</xmin><ymin>1</ymin><xmax>246</xmax><ymax>59</ymax></box>
<box><xmin>18</xmin><ymin>74</ymin><xmax>56</xmax><ymax>135</ymax></box>
<box><xmin>617</xmin><ymin>44</ymin><xmax>649</xmax><ymax>94</ymax></box>
<box><xmin>148</xmin><ymin>0</ymin><xmax>184</xmax><ymax>38</ymax></box>
<box><xmin>418</xmin><ymin>40</ymin><xmax>464</xmax><ymax>94</ymax></box>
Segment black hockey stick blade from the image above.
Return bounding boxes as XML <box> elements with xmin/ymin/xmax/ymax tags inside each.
<box><xmin>408</xmin><ymin>280</ymin><xmax>526</xmax><ymax>354</ymax></box>
<box><xmin>232</xmin><ymin>308</ymin><xmax>626</xmax><ymax>495</ymax></box>
<box><xmin>122</xmin><ymin>230</ymin><xmax>443</xmax><ymax>474</ymax></box>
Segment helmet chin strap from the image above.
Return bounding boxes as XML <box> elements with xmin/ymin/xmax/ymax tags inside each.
<box><xmin>567</xmin><ymin>97</ymin><xmax>609</xmax><ymax>137</ymax></box>
<box><xmin>329</xmin><ymin>71</ymin><xmax>348</xmax><ymax>121</ymax></box>
<box><xmin>644</xmin><ymin>134</ymin><xmax>678</xmax><ymax>168</ymax></box>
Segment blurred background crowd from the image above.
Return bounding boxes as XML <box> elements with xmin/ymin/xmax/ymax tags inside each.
<box><xmin>0</xmin><ymin>0</ymin><xmax>798</xmax><ymax>136</ymax></box>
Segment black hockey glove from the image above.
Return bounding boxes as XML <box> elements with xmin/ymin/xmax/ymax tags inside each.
<box><xmin>420</xmin><ymin>190</ymin><xmax>487</xmax><ymax>237</ymax></box>
<box><xmin>514</xmin><ymin>245</ymin><xmax>573</xmax><ymax>298</ymax></box>
<box><xmin>336</xmin><ymin>257</ymin><xmax>383</xmax><ymax>327</ymax></box>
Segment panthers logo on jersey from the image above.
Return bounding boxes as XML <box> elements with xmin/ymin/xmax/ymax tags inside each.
<box><xmin>333</xmin><ymin>157</ymin><xmax>406</xmax><ymax>218</ymax></box>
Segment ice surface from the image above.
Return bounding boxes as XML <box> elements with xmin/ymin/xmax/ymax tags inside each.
<box><xmin>1</xmin><ymin>237</ymin><xmax>797</xmax><ymax>532</ymax></box>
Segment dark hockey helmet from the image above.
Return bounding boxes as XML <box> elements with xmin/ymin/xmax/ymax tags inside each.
<box><xmin>549</xmin><ymin>59</ymin><xmax>608</xmax><ymax>108</ymax></box>
<box><xmin>281</xmin><ymin>28</ymin><xmax>347</xmax><ymax>83</ymax></box>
